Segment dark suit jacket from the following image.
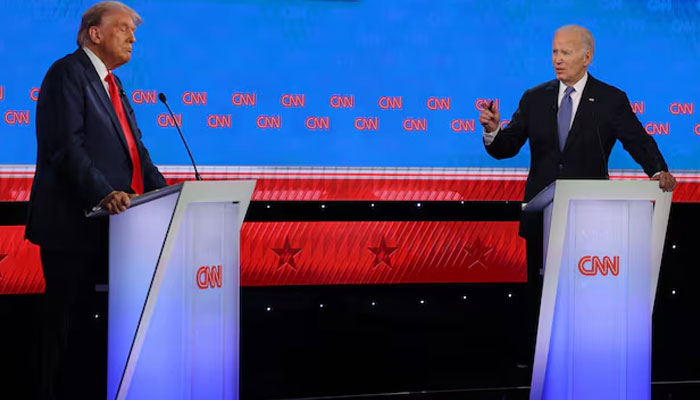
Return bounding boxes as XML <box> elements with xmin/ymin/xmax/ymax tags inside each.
<box><xmin>485</xmin><ymin>74</ymin><xmax>668</xmax><ymax>235</ymax></box>
<box><xmin>26</xmin><ymin>48</ymin><xmax>167</xmax><ymax>253</ymax></box>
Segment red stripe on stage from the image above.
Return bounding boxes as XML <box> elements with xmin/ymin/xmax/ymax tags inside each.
<box><xmin>1</xmin><ymin>176</ymin><xmax>699</xmax><ymax>202</ymax></box>
<box><xmin>0</xmin><ymin>226</ymin><xmax>44</xmax><ymax>294</ymax></box>
<box><xmin>0</xmin><ymin>221</ymin><xmax>526</xmax><ymax>294</ymax></box>
<box><xmin>241</xmin><ymin>221</ymin><xmax>526</xmax><ymax>286</ymax></box>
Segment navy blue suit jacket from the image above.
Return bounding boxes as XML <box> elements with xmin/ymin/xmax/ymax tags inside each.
<box><xmin>484</xmin><ymin>75</ymin><xmax>668</xmax><ymax>236</ymax></box>
<box><xmin>485</xmin><ymin>74</ymin><xmax>668</xmax><ymax>203</ymax></box>
<box><xmin>26</xmin><ymin>48</ymin><xmax>166</xmax><ymax>253</ymax></box>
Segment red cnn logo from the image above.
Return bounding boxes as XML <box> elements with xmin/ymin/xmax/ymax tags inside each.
<box><xmin>182</xmin><ymin>91</ymin><xmax>207</xmax><ymax>106</ymax></box>
<box><xmin>4</xmin><ymin>110</ymin><xmax>30</xmax><ymax>125</ymax></box>
<box><xmin>30</xmin><ymin>87</ymin><xmax>40</xmax><ymax>101</ymax></box>
<box><xmin>354</xmin><ymin>117</ymin><xmax>379</xmax><ymax>131</ymax></box>
<box><xmin>669</xmin><ymin>102</ymin><xmax>694</xmax><ymax>115</ymax></box>
<box><xmin>694</xmin><ymin>124</ymin><xmax>700</xmax><ymax>136</ymax></box>
<box><xmin>451</xmin><ymin>119</ymin><xmax>475</xmax><ymax>132</ymax></box>
<box><xmin>207</xmin><ymin>114</ymin><xmax>232</xmax><ymax>128</ymax></box>
<box><xmin>378</xmin><ymin>96</ymin><xmax>402</xmax><ymax>110</ymax></box>
<box><xmin>645</xmin><ymin>122</ymin><xmax>669</xmax><ymax>135</ymax></box>
<box><xmin>475</xmin><ymin>98</ymin><xmax>499</xmax><ymax>111</ymax></box>
<box><xmin>305</xmin><ymin>116</ymin><xmax>329</xmax><ymax>130</ymax></box>
<box><xmin>329</xmin><ymin>94</ymin><xmax>354</xmax><ymax>108</ymax></box>
<box><xmin>257</xmin><ymin>115</ymin><xmax>281</xmax><ymax>129</ymax></box>
<box><xmin>197</xmin><ymin>265</ymin><xmax>222</xmax><ymax>289</ymax></box>
<box><xmin>157</xmin><ymin>113</ymin><xmax>182</xmax><ymax>128</ymax></box>
<box><xmin>403</xmin><ymin>118</ymin><xmax>427</xmax><ymax>131</ymax></box>
<box><xmin>281</xmin><ymin>94</ymin><xmax>305</xmax><ymax>108</ymax></box>
<box><xmin>0</xmin><ymin>85</ymin><xmax>4</xmax><ymax>101</ymax></box>
<box><xmin>578</xmin><ymin>256</ymin><xmax>620</xmax><ymax>276</ymax></box>
<box><xmin>231</xmin><ymin>92</ymin><xmax>256</xmax><ymax>106</ymax></box>
<box><xmin>630</xmin><ymin>101</ymin><xmax>645</xmax><ymax>115</ymax></box>
<box><xmin>132</xmin><ymin>89</ymin><xmax>158</xmax><ymax>104</ymax></box>
<box><xmin>427</xmin><ymin>97</ymin><xmax>450</xmax><ymax>110</ymax></box>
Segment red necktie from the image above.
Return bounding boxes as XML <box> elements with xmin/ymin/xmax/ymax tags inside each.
<box><xmin>105</xmin><ymin>72</ymin><xmax>143</xmax><ymax>194</ymax></box>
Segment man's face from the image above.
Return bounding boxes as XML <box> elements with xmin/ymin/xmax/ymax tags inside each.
<box><xmin>552</xmin><ymin>31</ymin><xmax>591</xmax><ymax>86</ymax></box>
<box><xmin>90</xmin><ymin>10</ymin><xmax>136</xmax><ymax>70</ymax></box>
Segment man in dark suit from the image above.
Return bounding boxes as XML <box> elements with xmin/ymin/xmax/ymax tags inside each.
<box><xmin>479</xmin><ymin>24</ymin><xmax>677</xmax><ymax>368</ymax></box>
<box><xmin>26</xmin><ymin>2</ymin><xmax>166</xmax><ymax>398</ymax></box>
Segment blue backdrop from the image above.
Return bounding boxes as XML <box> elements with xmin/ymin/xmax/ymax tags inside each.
<box><xmin>0</xmin><ymin>0</ymin><xmax>698</xmax><ymax>169</ymax></box>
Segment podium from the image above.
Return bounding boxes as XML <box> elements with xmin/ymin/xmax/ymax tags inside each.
<box><xmin>101</xmin><ymin>181</ymin><xmax>255</xmax><ymax>400</ymax></box>
<box><xmin>523</xmin><ymin>180</ymin><xmax>672</xmax><ymax>400</ymax></box>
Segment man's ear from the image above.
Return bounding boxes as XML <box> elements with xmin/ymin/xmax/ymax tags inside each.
<box><xmin>88</xmin><ymin>26</ymin><xmax>101</xmax><ymax>44</ymax></box>
<box><xmin>584</xmin><ymin>49</ymin><xmax>593</xmax><ymax>66</ymax></box>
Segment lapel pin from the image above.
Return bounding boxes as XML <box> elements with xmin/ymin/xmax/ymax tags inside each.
<box><xmin>588</xmin><ymin>98</ymin><xmax>595</xmax><ymax>102</ymax></box>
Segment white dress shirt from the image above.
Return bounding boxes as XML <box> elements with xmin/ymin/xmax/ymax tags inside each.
<box><xmin>483</xmin><ymin>72</ymin><xmax>589</xmax><ymax>145</ymax></box>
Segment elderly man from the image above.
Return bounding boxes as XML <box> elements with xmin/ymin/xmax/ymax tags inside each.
<box><xmin>479</xmin><ymin>24</ymin><xmax>676</xmax><ymax>368</ymax></box>
<box><xmin>26</xmin><ymin>1</ymin><xmax>166</xmax><ymax>398</ymax></box>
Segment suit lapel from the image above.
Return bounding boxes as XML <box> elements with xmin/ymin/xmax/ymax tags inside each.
<box><xmin>543</xmin><ymin>80</ymin><xmax>561</xmax><ymax>151</ymax></box>
<box><xmin>76</xmin><ymin>49</ymin><xmax>130</xmax><ymax>154</ymax></box>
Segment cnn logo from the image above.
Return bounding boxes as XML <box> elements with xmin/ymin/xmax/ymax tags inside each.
<box><xmin>578</xmin><ymin>256</ymin><xmax>620</xmax><ymax>276</ymax></box>
<box><xmin>197</xmin><ymin>265</ymin><xmax>222</xmax><ymax>289</ymax></box>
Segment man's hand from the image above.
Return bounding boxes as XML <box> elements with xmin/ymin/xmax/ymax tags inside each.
<box><xmin>651</xmin><ymin>171</ymin><xmax>677</xmax><ymax>192</ymax></box>
<box><xmin>99</xmin><ymin>191</ymin><xmax>133</xmax><ymax>214</ymax></box>
<box><xmin>478</xmin><ymin>103</ymin><xmax>501</xmax><ymax>133</ymax></box>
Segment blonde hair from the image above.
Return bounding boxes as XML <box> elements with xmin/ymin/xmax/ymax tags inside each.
<box><xmin>76</xmin><ymin>1</ymin><xmax>142</xmax><ymax>47</ymax></box>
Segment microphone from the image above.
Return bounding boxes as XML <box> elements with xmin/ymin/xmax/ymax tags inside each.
<box><xmin>158</xmin><ymin>92</ymin><xmax>202</xmax><ymax>181</ymax></box>
<box><xmin>589</xmin><ymin>98</ymin><xmax>609</xmax><ymax>179</ymax></box>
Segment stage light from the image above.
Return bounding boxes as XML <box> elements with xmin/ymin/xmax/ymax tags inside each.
<box><xmin>370</xmin><ymin>203</ymin><xmax>375</xmax><ymax>208</ymax></box>
<box><xmin>371</xmin><ymin>301</ymin><xmax>376</xmax><ymax>306</ymax></box>
<box><xmin>321</xmin><ymin>204</ymin><xmax>326</xmax><ymax>209</ymax></box>
<box><xmin>417</xmin><ymin>202</ymin><xmax>422</xmax><ymax>208</ymax></box>
<box><xmin>420</xmin><ymin>300</ymin><xmax>425</xmax><ymax>304</ymax></box>
<box><xmin>462</xmin><ymin>295</ymin><xmax>467</xmax><ymax>300</ymax></box>
<box><xmin>266</xmin><ymin>306</ymin><xmax>272</xmax><ymax>312</ymax></box>
<box><xmin>266</xmin><ymin>204</ymin><xmax>271</xmax><ymax>209</ymax></box>
<box><xmin>671</xmin><ymin>289</ymin><xmax>676</xmax><ymax>295</ymax></box>
<box><xmin>671</xmin><ymin>244</ymin><xmax>677</xmax><ymax>249</ymax></box>
<box><xmin>507</xmin><ymin>293</ymin><xmax>512</xmax><ymax>298</ymax></box>
<box><xmin>320</xmin><ymin>303</ymin><xmax>324</xmax><ymax>308</ymax></box>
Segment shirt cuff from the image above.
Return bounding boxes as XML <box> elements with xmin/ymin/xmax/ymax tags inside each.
<box><xmin>483</xmin><ymin>126</ymin><xmax>500</xmax><ymax>146</ymax></box>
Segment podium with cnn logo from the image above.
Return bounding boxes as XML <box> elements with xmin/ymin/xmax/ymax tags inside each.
<box><xmin>102</xmin><ymin>180</ymin><xmax>255</xmax><ymax>400</ymax></box>
<box><xmin>523</xmin><ymin>180</ymin><xmax>672</xmax><ymax>400</ymax></box>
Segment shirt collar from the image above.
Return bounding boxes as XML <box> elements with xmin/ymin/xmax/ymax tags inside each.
<box><xmin>82</xmin><ymin>46</ymin><xmax>110</xmax><ymax>82</ymax></box>
<box><xmin>559</xmin><ymin>71</ymin><xmax>588</xmax><ymax>95</ymax></box>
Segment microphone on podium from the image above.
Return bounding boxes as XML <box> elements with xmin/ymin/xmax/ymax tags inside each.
<box><xmin>158</xmin><ymin>92</ymin><xmax>203</xmax><ymax>181</ymax></box>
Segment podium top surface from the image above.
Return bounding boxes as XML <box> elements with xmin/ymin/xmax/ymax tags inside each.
<box><xmin>522</xmin><ymin>179</ymin><xmax>670</xmax><ymax>212</ymax></box>
<box><xmin>86</xmin><ymin>180</ymin><xmax>257</xmax><ymax>218</ymax></box>
<box><xmin>87</xmin><ymin>183</ymin><xmax>183</xmax><ymax>218</ymax></box>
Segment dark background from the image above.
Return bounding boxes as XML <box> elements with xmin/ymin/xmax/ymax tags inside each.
<box><xmin>0</xmin><ymin>201</ymin><xmax>698</xmax><ymax>399</ymax></box>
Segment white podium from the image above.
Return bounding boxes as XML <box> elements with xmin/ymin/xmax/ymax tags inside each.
<box><xmin>523</xmin><ymin>180</ymin><xmax>672</xmax><ymax>400</ymax></box>
<box><xmin>102</xmin><ymin>181</ymin><xmax>255</xmax><ymax>400</ymax></box>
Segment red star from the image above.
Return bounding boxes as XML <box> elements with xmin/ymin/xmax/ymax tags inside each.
<box><xmin>0</xmin><ymin>254</ymin><xmax>7</xmax><ymax>279</ymax></box>
<box><xmin>368</xmin><ymin>237</ymin><xmax>398</xmax><ymax>268</ymax></box>
<box><xmin>272</xmin><ymin>236</ymin><xmax>302</xmax><ymax>270</ymax></box>
<box><xmin>463</xmin><ymin>236</ymin><xmax>493</xmax><ymax>270</ymax></box>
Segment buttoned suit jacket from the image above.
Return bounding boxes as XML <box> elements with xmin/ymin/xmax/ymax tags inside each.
<box><xmin>485</xmin><ymin>74</ymin><xmax>668</xmax><ymax>236</ymax></box>
<box><xmin>26</xmin><ymin>48</ymin><xmax>167</xmax><ymax>253</ymax></box>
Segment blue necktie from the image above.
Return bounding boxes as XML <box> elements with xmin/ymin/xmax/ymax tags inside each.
<box><xmin>557</xmin><ymin>86</ymin><xmax>575</xmax><ymax>151</ymax></box>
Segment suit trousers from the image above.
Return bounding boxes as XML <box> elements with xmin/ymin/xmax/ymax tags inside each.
<box><xmin>40</xmin><ymin>248</ymin><xmax>105</xmax><ymax>400</ymax></box>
